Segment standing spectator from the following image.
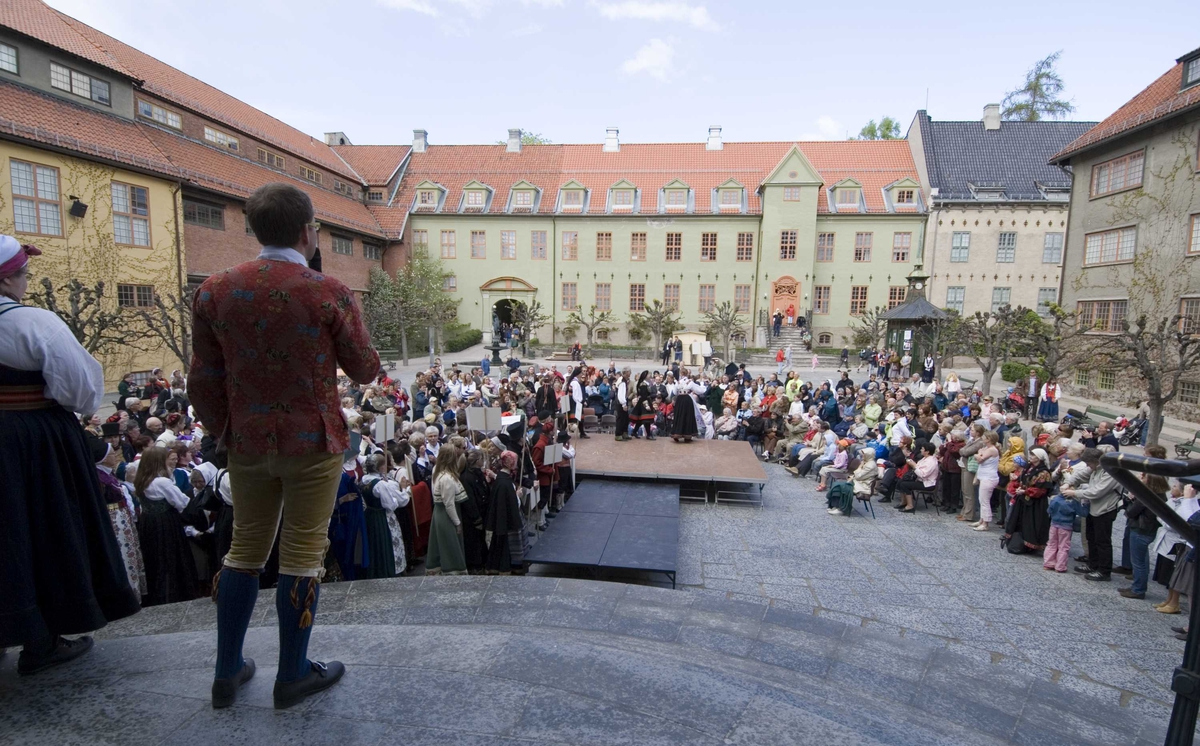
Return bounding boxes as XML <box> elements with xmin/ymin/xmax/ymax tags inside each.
<box><xmin>1062</xmin><ymin>448</ymin><xmax>1121</xmax><ymax>582</ymax></box>
<box><xmin>191</xmin><ymin>183</ymin><xmax>379</xmax><ymax>710</ymax></box>
<box><xmin>1025</xmin><ymin>369</ymin><xmax>1041</xmax><ymax>421</ymax></box>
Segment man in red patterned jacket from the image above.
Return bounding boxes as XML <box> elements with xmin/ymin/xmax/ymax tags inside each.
<box><xmin>189</xmin><ymin>183</ymin><xmax>379</xmax><ymax>710</ymax></box>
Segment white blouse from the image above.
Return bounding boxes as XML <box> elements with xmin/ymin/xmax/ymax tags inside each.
<box><xmin>0</xmin><ymin>299</ymin><xmax>104</xmax><ymax>414</ymax></box>
<box><xmin>141</xmin><ymin>476</ymin><xmax>190</xmax><ymax>512</ymax></box>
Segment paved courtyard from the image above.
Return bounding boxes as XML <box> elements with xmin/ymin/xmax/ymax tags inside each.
<box><xmin>676</xmin><ymin>463</ymin><xmax>1185</xmax><ymax>724</ymax></box>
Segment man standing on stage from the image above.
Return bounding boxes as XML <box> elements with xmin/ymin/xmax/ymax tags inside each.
<box><xmin>190</xmin><ymin>183</ymin><xmax>379</xmax><ymax>710</ymax></box>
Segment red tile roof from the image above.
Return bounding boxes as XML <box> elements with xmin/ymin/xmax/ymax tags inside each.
<box><xmin>332</xmin><ymin>145</ymin><xmax>411</xmax><ymax>185</ymax></box>
<box><xmin>1052</xmin><ymin>60</ymin><xmax>1200</xmax><ymax>162</ymax></box>
<box><xmin>0</xmin><ymin>0</ymin><xmax>133</xmax><ymax>78</ymax></box>
<box><xmin>0</xmin><ymin>79</ymin><xmax>385</xmax><ymax>238</ymax></box>
<box><xmin>6</xmin><ymin>0</ymin><xmax>363</xmax><ymax>182</ymax></box>
<box><xmin>390</xmin><ymin>139</ymin><xmax>920</xmax><ymax>227</ymax></box>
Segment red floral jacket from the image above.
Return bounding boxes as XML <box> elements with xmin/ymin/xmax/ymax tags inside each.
<box><xmin>189</xmin><ymin>259</ymin><xmax>380</xmax><ymax>456</ymax></box>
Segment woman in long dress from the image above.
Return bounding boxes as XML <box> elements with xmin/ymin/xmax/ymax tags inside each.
<box><xmin>1038</xmin><ymin>379</ymin><xmax>1060</xmax><ymax>422</ymax></box>
<box><xmin>486</xmin><ymin>450</ymin><xmax>527</xmax><ymax>574</ymax></box>
<box><xmin>426</xmin><ymin>443</ymin><xmax>468</xmax><ymax>575</ymax></box>
<box><xmin>135</xmin><ymin>446</ymin><xmax>200</xmax><ymax>606</ymax></box>
<box><xmin>360</xmin><ymin>453</ymin><xmax>398</xmax><ymax>579</ymax></box>
<box><xmin>0</xmin><ymin>236</ymin><xmax>140</xmax><ymax>672</ymax></box>
<box><xmin>671</xmin><ymin>369</ymin><xmax>703</xmax><ymax>443</ymax></box>
<box><xmin>630</xmin><ymin>370</ymin><xmax>656</xmax><ymax>439</ymax></box>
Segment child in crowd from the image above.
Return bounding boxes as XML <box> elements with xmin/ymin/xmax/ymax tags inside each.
<box><xmin>1044</xmin><ymin>491</ymin><xmax>1088</xmax><ymax>572</ymax></box>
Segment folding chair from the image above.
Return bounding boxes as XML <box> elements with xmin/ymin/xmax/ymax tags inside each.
<box><xmin>913</xmin><ymin>480</ymin><xmax>940</xmax><ymax>515</ymax></box>
<box><xmin>857</xmin><ymin>476</ymin><xmax>878</xmax><ymax>519</ymax></box>
<box><xmin>599</xmin><ymin>414</ymin><xmax>616</xmax><ymax>434</ymax></box>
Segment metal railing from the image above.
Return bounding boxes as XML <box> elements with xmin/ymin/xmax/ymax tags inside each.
<box><xmin>1101</xmin><ymin>453</ymin><xmax>1200</xmax><ymax>745</ymax></box>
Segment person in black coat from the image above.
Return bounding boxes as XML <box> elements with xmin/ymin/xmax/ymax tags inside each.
<box><xmin>485</xmin><ymin>452</ymin><xmax>526</xmax><ymax>574</ymax></box>
<box><xmin>459</xmin><ymin>452</ymin><xmax>490</xmax><ymax>573</ymax></box>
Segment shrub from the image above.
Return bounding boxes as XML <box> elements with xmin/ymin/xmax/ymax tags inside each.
<box><xmin>1001</xmin><ymin>361</ymin><xmax>1029</xmax><ymax>382</ymax></box>
<box><xmin>444</xmin><ymin>323</ymin><xmax>482</xmax><ymax>353</ymax></box>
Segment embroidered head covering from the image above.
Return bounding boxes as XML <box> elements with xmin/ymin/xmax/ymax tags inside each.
<box><xmin>193</xmin><ymin>462</ymin><xmax>219</xmax><ymax>487</ymax></box>
<box><xmin>0</xmin><ymin>235</ymin><xmax>41</xmax><ymax>279</ymax></box>
<box><xmin>499</xmin><ymin>450</ymin><xmax>518</xmax><ymax>472</ymax></box>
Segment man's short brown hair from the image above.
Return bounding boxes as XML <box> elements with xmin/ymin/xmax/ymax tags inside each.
<box><xmin>245</xmin><ymin>183</ymin><xmax>314</xmax><ymax>247</ymax></box>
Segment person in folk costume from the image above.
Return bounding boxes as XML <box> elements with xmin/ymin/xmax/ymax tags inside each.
<box><xmin>200</xmin><ymin>463</ymin><xmax>235</xmax><ymax>566</ymax></box>
<box><xmin>187</xmin><ymin>461</ymin><xmax>223</xmax><ymax>587</ymax></box>
<box><xmin>671</xmin><ymin>368</ymin><xmax>704</xmax><ymax>443</ymax></box>
<box><xmin>567</xmin><ymin>366</ymin><xmax>589</xmax><ymax>438</ymax></box>
<box><xmin>359</xmin><ymin>453</ymin><xmax>403</xmax><ymax>579</ymax></box>
<box><xmin>426</xmin><ymin>443</ymin><xmax>469</xmax><ymax>575</ymax></box>
<box><xmin>328</xmin><ymin>456</ymin><xmax>371</xmax><ymax>581</ymax></box>
<box><xmin>1038</xmin><ymin>378</ymin><xmax>1060</xmax><ymax>423</ymax></box>
<box><xmin>630</xmin><ymin>370</ymin><xmax>657</xmax><ymax>440</ymax></box>
<box><xmin>386</xmin><ymin>439</ymin><xmax>419</xmax><ymax>573</ymax></box>
<box><xmin>134</xmin><ymin>446</ymin><xmax>201</xmax><ymax>606</ymax></box>
<box><xmin>458</xmin><ymin>448</ymin><xmax>491</xmax><ymax>571</ymax></box>
<box><xmin>530</xmin><ymin>417</ymin><xmax>556</xmax><ymax>529</ymax></box>
<box><xmin>614</xmin><ymin>367</ymin><xmax>633</xmax><ymax>441</ymax></box>
<box><xmin>921</xmin><ymin>354</ymin><xmax>936</xmax><ymax>384</ymax></box>
<box><xmin>486</xmin><ymin>450</ymin><xmax>528</xmax><ymax>574</ymax></box>
<box><xmin>0</xmin><ymin>237</ymin><xmax>141</xmax><ymax>673</ymax></box>
<box><xmin>93</xmin><ymin>436</ymin><xmax>147</xmax><ymax>599</ymax></box>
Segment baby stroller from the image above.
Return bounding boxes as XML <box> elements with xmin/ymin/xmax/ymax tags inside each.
<box><xmin>1001</xmin><ymin>388</ymin><xmax>1025</xmax><ymax>415</ymax></box>
<box><xmin>1115</xmin><ymin>415</ymin><xmax>1146</xmax><ymax>446</ymax></box>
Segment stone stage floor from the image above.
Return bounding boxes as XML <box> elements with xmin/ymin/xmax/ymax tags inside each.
<box><xmin>0</xmin><ymin>575</ymin><xmax>1171</xmax><ymax>745</ymax></box>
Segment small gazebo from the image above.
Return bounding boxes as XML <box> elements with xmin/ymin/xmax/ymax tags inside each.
<box><xmin>880</xmin><ymin>265</ymin><xmax>947</xmax><ymax>363</ymax></box>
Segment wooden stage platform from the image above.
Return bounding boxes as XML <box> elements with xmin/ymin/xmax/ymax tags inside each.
<box><xmin>574</xmin><ymin>437</ymin><xmax>767</xmax><ymax>504</ymax></box>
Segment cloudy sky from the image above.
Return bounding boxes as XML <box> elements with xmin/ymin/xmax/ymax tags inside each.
<box><xmin>47</xmin><ymin>0</ymin><xmax>1199</xmax><ymax>146</ymax></box>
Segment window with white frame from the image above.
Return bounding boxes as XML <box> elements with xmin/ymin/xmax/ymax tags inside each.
<box><xmin>720</xmin><ymin>189</ymin><xmax>741</xmax><ymax>207</ymax></box>
<box><xmin>1037</xmin><ymin>287</ymin><xmax>1058</xmax><ymax>315</ymax></box>
<box><xmin>137</xmin><ymin>99</ymin><xmax>181</xmax><ymax>128</ymax></box>
<box><xmin>1091</xmin><ymin>150</ymin><xmax>1144</xmax><ymax>197</ymax></box>
<box><xmin>0</xmin><ymin>43</ymin><xmax>17</xmax><ymax>74</ymax></box>
<box><xmin>367</xmin><ymin>190</ymin><xmax>384</xmax><ymax>202</ymax></box>
<box><xmin>946</xmin><ymin>286</ymin><xmax>965</xmax><ymax>313</ymax></box>
<box><xmin>204</xmin><ymin>126</ymin><xmax>239</xmax><ymax>151</ymax></box>
<box><xmin>950</xmin><ymin>232</ymin><xmax>970</xmax><ymax>262</ymax></box>
<box><xmin>512</xmin><ymin>190</ymin><xmax>533</xmax><ymax>208</ymax></box>
<box><xmin>111</xmin><ymin>182</ymin><xmax>150</xmax><ymax>246</ymax></box>
<box><xmin>51</xmin><ymin>62</ymin><xmax>109</xmax><ymax>105</ymax></box>
<box><xmin>1084</xmin><ymin>226</ymin><xmax>1137</xmax><ymax>265</ymax></box>
<box><xmin>612</xmin><ymin>190</ymin><xmax>633</xmax><ymax>208</ymax></box>
<box><xmin>1043</xmin><ymin>232</ymin><xmax>1064</xmax><ymax>263</ymax></box>
<box><xmin>996</xmin><ymin>232</ymin><xmax>1017</xmax><ymax>263</ymax></box>
<box><xmin>1188</xmin><ymin>215</ymin><xmax>1200</xmax><ymax>255</ymax></box>
<box><xmin>465</xmin><ymin>191</ymin><xmax>485</xmax><ymax>208</ymax></box>
<box><xmin>991</xmin><ymin>287</ymin><xmax>1011</xmax><ymax>313</ymax></box>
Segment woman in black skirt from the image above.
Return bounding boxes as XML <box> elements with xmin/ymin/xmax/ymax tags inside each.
<box><xmin>135</xmin><ymin>447</ymin><xmax>200</xmax><ymax>606</ymax></box>
<box><xmin>0</xmin><ymin>236</ymin><xmax>140</xmax><ymax>673</ymax></box>
<box><xmin>671</xmin><ymin>369</ymin><xmax>701</xmax><ymax>443</ymax></box>
<box><xmin>630</xmin><ymin>371</ymin><xmax>656</xmax><ymax>439</ymax></box>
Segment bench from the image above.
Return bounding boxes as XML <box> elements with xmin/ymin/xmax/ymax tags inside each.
<box><xmin>959</xmin><ymin>377</ymin><xmax>978</xmax><ymax>392</ymax></box>
<box><xmin>1177</xmin><ymin>430</ymin><xmax>1200</xmax><ymax>459</ymax></box>
<box><xmin>1068</xmin><ymin>405</ymin><xmax>1119</xmax><ymax>430</ymax></box>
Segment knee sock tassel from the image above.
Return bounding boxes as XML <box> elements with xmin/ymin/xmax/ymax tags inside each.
<box><xmin>290</xmin><ymin>576</ymin><xmax>318</xmax><ymax>629</ymax></box>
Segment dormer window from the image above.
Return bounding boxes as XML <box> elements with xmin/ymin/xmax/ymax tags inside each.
<box><xmin>720</xmin><ymin>189</ymin><xmax>741</xmax><ymax>208</ymax></box>
<box><xmin>836</xmin><ymin>187</ymin><xmax>860</xmax><ymax>210</ymax></box>
<box><xmin>367</xmin><ymin>190</ymin><xmax>385</xmax><ymax>203</ymax></box>
<box><xmin>418</xmin><ymin>190</ymin><xmax>437</xmax><ymax>207</ymax></box>
<box><xmin>894</xmin><ymin>189</ymin><xmax>914</xmax><ymax>205</ymax></box>
<box><xmin>563</xmin><ymin>190</ymin><xmax>583</xmax><ymax>209</ymax></box>
<box><xmin>513</xmin><ymin>190</ymin><xmax>532</xmax><ymax>208</ymax></box>
<box><xmin>1185</xmin><ymin>56</ymin><xmax>1200</xmax><ymax>89</ymax></box>
<box><xmin>613</xmin><ymin>190</ymin><xmax>633</xmax><ymax>209</ymax></box>
<box><xmin>465</xmin><ymin>190</ymin><xmax>485</xmax><ymax>208</ymax></box>
<box><xmin>666</xmin><ymin>190</ymin><xmax>687</xmax><ymax>209</ymax></box>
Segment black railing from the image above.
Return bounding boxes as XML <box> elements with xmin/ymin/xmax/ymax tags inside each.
<box><xmin>1101</xmin><ymin>453</ymin><xmax>1200</xmax><ymax>746</ymax></box>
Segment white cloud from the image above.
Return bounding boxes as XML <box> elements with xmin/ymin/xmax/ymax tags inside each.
<box><xmin>510</xmin><ymin>22</ymin><xmax>545</xmax><ymax>35</ymax></box>
<box><xmin>621</xmin><ymin>38</ymin><xmax>675</xmax><ymax>82</ymax></box>
<box><xmin>799</xmin><ymin>115</ymin><xmax>844</xmax><ymax>141</ymax></box>
<box><xmin>378</xmin><ymin>0</ymin><xmax>559</xmax><ymax>16</ymax></box>
<box><xmin>592</xmin><ymin>1</ymin><xmax>718</xmax><ymax>31</ymax></box>
<box><xmin>377</xmin><ymin>0</ymin><xmax>440</xmax><ymax>15</ymax></box>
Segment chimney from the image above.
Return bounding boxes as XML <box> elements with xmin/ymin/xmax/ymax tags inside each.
<box><xmin>412</xmin><ymin>129</ymin><xmax>428</xmax><ymax>153</ymax></box>
<box><xmin>603</xmin><ymin>126</ymin><xmax>620</xmax><ymax>153</ymax></box>
<box><xmin>506</xmin><ymin>128</ymin><xmax>522</xmax><ymax>153</ymax></box>
<box><xmin>982</xmin><ymin>104</ymin><xmax>1001</xmax><ymax>131</ymax></box>
<box><xmin>706</xmin><ymin>125</ymin><xmax>723</xmax><ymax>151</ymax></box>
<box><xmin>324</xmin><ymin>131</ymin><xmax>351</xmax><ymax>146</ymax></box>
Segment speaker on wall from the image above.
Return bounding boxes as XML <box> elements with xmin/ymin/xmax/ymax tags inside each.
<box><xmin>69</xmin><ymin>198</ymin><xmax>88</xmax><ymax>218</ymax></box>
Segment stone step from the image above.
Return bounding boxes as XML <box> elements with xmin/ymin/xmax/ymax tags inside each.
<box><xmin>6</xmin><ymin>575</ymin><xmax>1163</xmax><ymax>745</ymax></box>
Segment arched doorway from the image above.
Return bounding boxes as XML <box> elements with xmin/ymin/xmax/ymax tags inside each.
<box><xmin>770</xmin><ymin>276</ymin><xmax>800</xmax><ymax>320</ymax></box>
<box><xmin>493</xmin><ymin>298</ymin><xmax>524</xmax><ymax>326</ymax></box>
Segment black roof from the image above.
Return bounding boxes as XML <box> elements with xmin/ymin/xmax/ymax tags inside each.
<box><xmin>881</xmin><ymin>295</ymin><xmax>948</xmax><ymax>322</ymax></box>
<box><xmin>914</xmin><ymin>111</ymin><xmax>1097</xmax><ymax>202</ymax></box>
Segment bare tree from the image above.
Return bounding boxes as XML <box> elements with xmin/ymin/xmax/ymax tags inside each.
<box><xmin>511</xmin><ymin>299</ymin><xmax>551</xmax><ymax>357</ymax></box>
<box><xmin>963</xmin><ymin>305</ymin><xmax>1028</xmax><ymax>395</ymax></box>
<box><xmin>565</xmin><ymin>305</ymin><xmax>618</xmax><ymax>354</ymax></box>
<box><xmin>628</xmin><ymin>299</ymin><xmax>682</xmax><ymax>354</ymax></box>
<box><xmin>848</xmin><ymin>306</ymin><xmax>888</xmax><ymax>351</ymax></box>
<box><xmin>1029</xmin><ymin>304</ymin><xmax>1088</xmax><ymax>383</ymax></box>
<box><xmin>134</xmin><ymin>288</ymin><xmax>193</xmax><ymax>374</ymax></box>
<box><xmin>29</xmin><ymin>277</ymin><xmax>144</xmax><ymax>356</ymax></box>
<box><xmin>915</xmin><ymin>310</ymin><xmax>965</xmax><ymax>379</ymax></box>
<box><xmin>701</xmin><ymin>300</ymin><xmax>746</xmax><ymax>360</ymax></box>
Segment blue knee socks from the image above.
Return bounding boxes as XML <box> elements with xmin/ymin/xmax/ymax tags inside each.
<box><xmin>276</xmin><ymin>575</ymin><xmax>320</xmax><ymax>683</ymax></box>
<box><xmin>214</xmin><ymin>568</ymin><xmax>260</xmax><ymax>680</ymax></box>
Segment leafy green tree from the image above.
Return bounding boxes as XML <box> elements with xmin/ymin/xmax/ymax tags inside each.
<box><xmin>1002</xmin><ymin>51</ymin><xmax>1075</xmax><ymax>121</ymax></box>
<box><xmin>565</xmin><ymin>305</ymin><xmax>618</xmax><ymax>354</ymax></box>
<box><xmin>495</xmin><ymin>131</ymin><xmax>553</xmax><ymax>145</ymax></box>
<box><xmin>387</xmin><ymin>247</ymin><xmax>459</xmax><ymax>364</ymax></box>
<box><xmin>701</xmin><ymin>300</ymin><xmax>746</xmax><ymax>360</ymax></box>
<box><xmin>362</xmin><ymin>267</ymin><xmax>401</xmax><ymax>351</ymax></box>
<box><xmin>855</xmin><ymin>117</ymin><xmax>901</xmax><ymax>140</ymax></box>
<box><xmin>628</xmin><ymin>299</ymin><xmax>682</xmax><ymax>353</ymax></box>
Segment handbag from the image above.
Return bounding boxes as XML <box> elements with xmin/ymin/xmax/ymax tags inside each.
<box><xmin>967</xmin><ymin>456</ymin><xmax>979</xmax><ymax>473</ymax></box>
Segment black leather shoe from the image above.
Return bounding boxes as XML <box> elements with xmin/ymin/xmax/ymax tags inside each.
<box><xmin>1074</xmin><ymin>565</ymin><xmax>1092</xmax><ymax>574</ymax></box>
<box><xmin>1084</xmin><ymin>572</ymin><xmax>1111</xmax><ymax>582</ymax></box>
<box><xmin>1112</xmin><ymin>566</ymin><xmax>1133</xmax><ymax>574</ymax></box>
<box><xmin>17</xmin><ymin>636</ymin><xmax>93</xmax><ymax>675</ymax></box>
<box><xmin>1118</xmin><ymin>588</ymin><xmax>1145</xmax><ymax>599</ymax></box>
<box><xmin>212</xmin><ymin>658</ymin><xmax>256</xmax><ymax>709</ymax></box>
<box><xmin>273</xmin><ymin>660</ymin><xmax>345</xmax><ymax>710</ymax></box>
<box><xmin>1172</xmin><ymin>626</ymin><xmax>1188</xmax><ymax>634</ymax></box>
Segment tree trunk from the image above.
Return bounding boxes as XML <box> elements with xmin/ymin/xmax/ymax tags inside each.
<box><xmin>400</xmin><ymin>323</ymin><xmax>409</xmax><ymax>366</ymax></box>
<box><xmin>1147</xmin><ymin>398</ymin><xmax>1165</xmax><ymax>446</ymax></box>
<box><xmin>979</xmin><ymin>363</ymin><xmax>996</xmax><ymax>396</ymax></box>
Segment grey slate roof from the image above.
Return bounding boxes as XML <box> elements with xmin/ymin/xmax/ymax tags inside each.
<box><xmin>881</xmin><ymin>294</ymin><xmax>948</xmax><ymax>321</ymax></box>
<box><xmin>914</xmin><ymin>111</ymin><xmax>1097</xmax><ymax>201</ymax></box>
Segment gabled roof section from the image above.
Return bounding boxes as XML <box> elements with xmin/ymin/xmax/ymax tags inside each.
<box><xmin>887</xmin><ymin>177</ymin><xmax>921</xmax><ymax>189</ymax></box>
<box><xmin>762</xmin><ymin>146</ymin><xmax>823</xmax><ymax>186</ymax></box>
<box><xmin>0</xmin><ymin>0</ymin><xmax>134</xmax><ymax>79</ymax></box>
<box><xmin>559</xmin><ymin>179</ymin><xmax>587</xmax><ymax>190</ymax></box>
<box><xmin>914</xmin><ymin>110</ymin><xmax>1096</xmax><ymax>200</ymax></box>
<box><xmin>511</xmin><ymin>179</ymin><xmax>539</xmax><ymax>191</ymax></box>
<box><xmin>609</xmin><ymin>178</ymin><xmax>638</xmax><ymax>190</ymax></box>
<box><xmin>32</xmin><ymin>1</ymin><xmax>361</xmax><ymax>181</ymax></box>
<box><xmin>331</xmin><ymin>144</ymin><xmax>410</xmax><ymax>185</ymax></box>
<box><xmin>1052</xmin><ymin>57</ymin><xmax>1200</xmax><ymax>163</ymax></box>
<box><xmin>461</xmin><ymin>180</ymin><xmax>492</xmax><ymax>191</ymax></box>
<box><xmin>830</xmin><ymin>177</ymin><xmax>862</xmax><ymax>189</ymax></box>
<box><xmin>661</xmin><ymin>178</ymin><xmax>690</xmax><ymax>190</ymax></box>
<box><xmin>413</xmin><ymin>179</ymin><xmax>445</xmax><ymax>191</ymax></box>
<box><xmin>717</xmin><ymin>178</ymin><xmax>744</xmax><ymax>189</ymax></box>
